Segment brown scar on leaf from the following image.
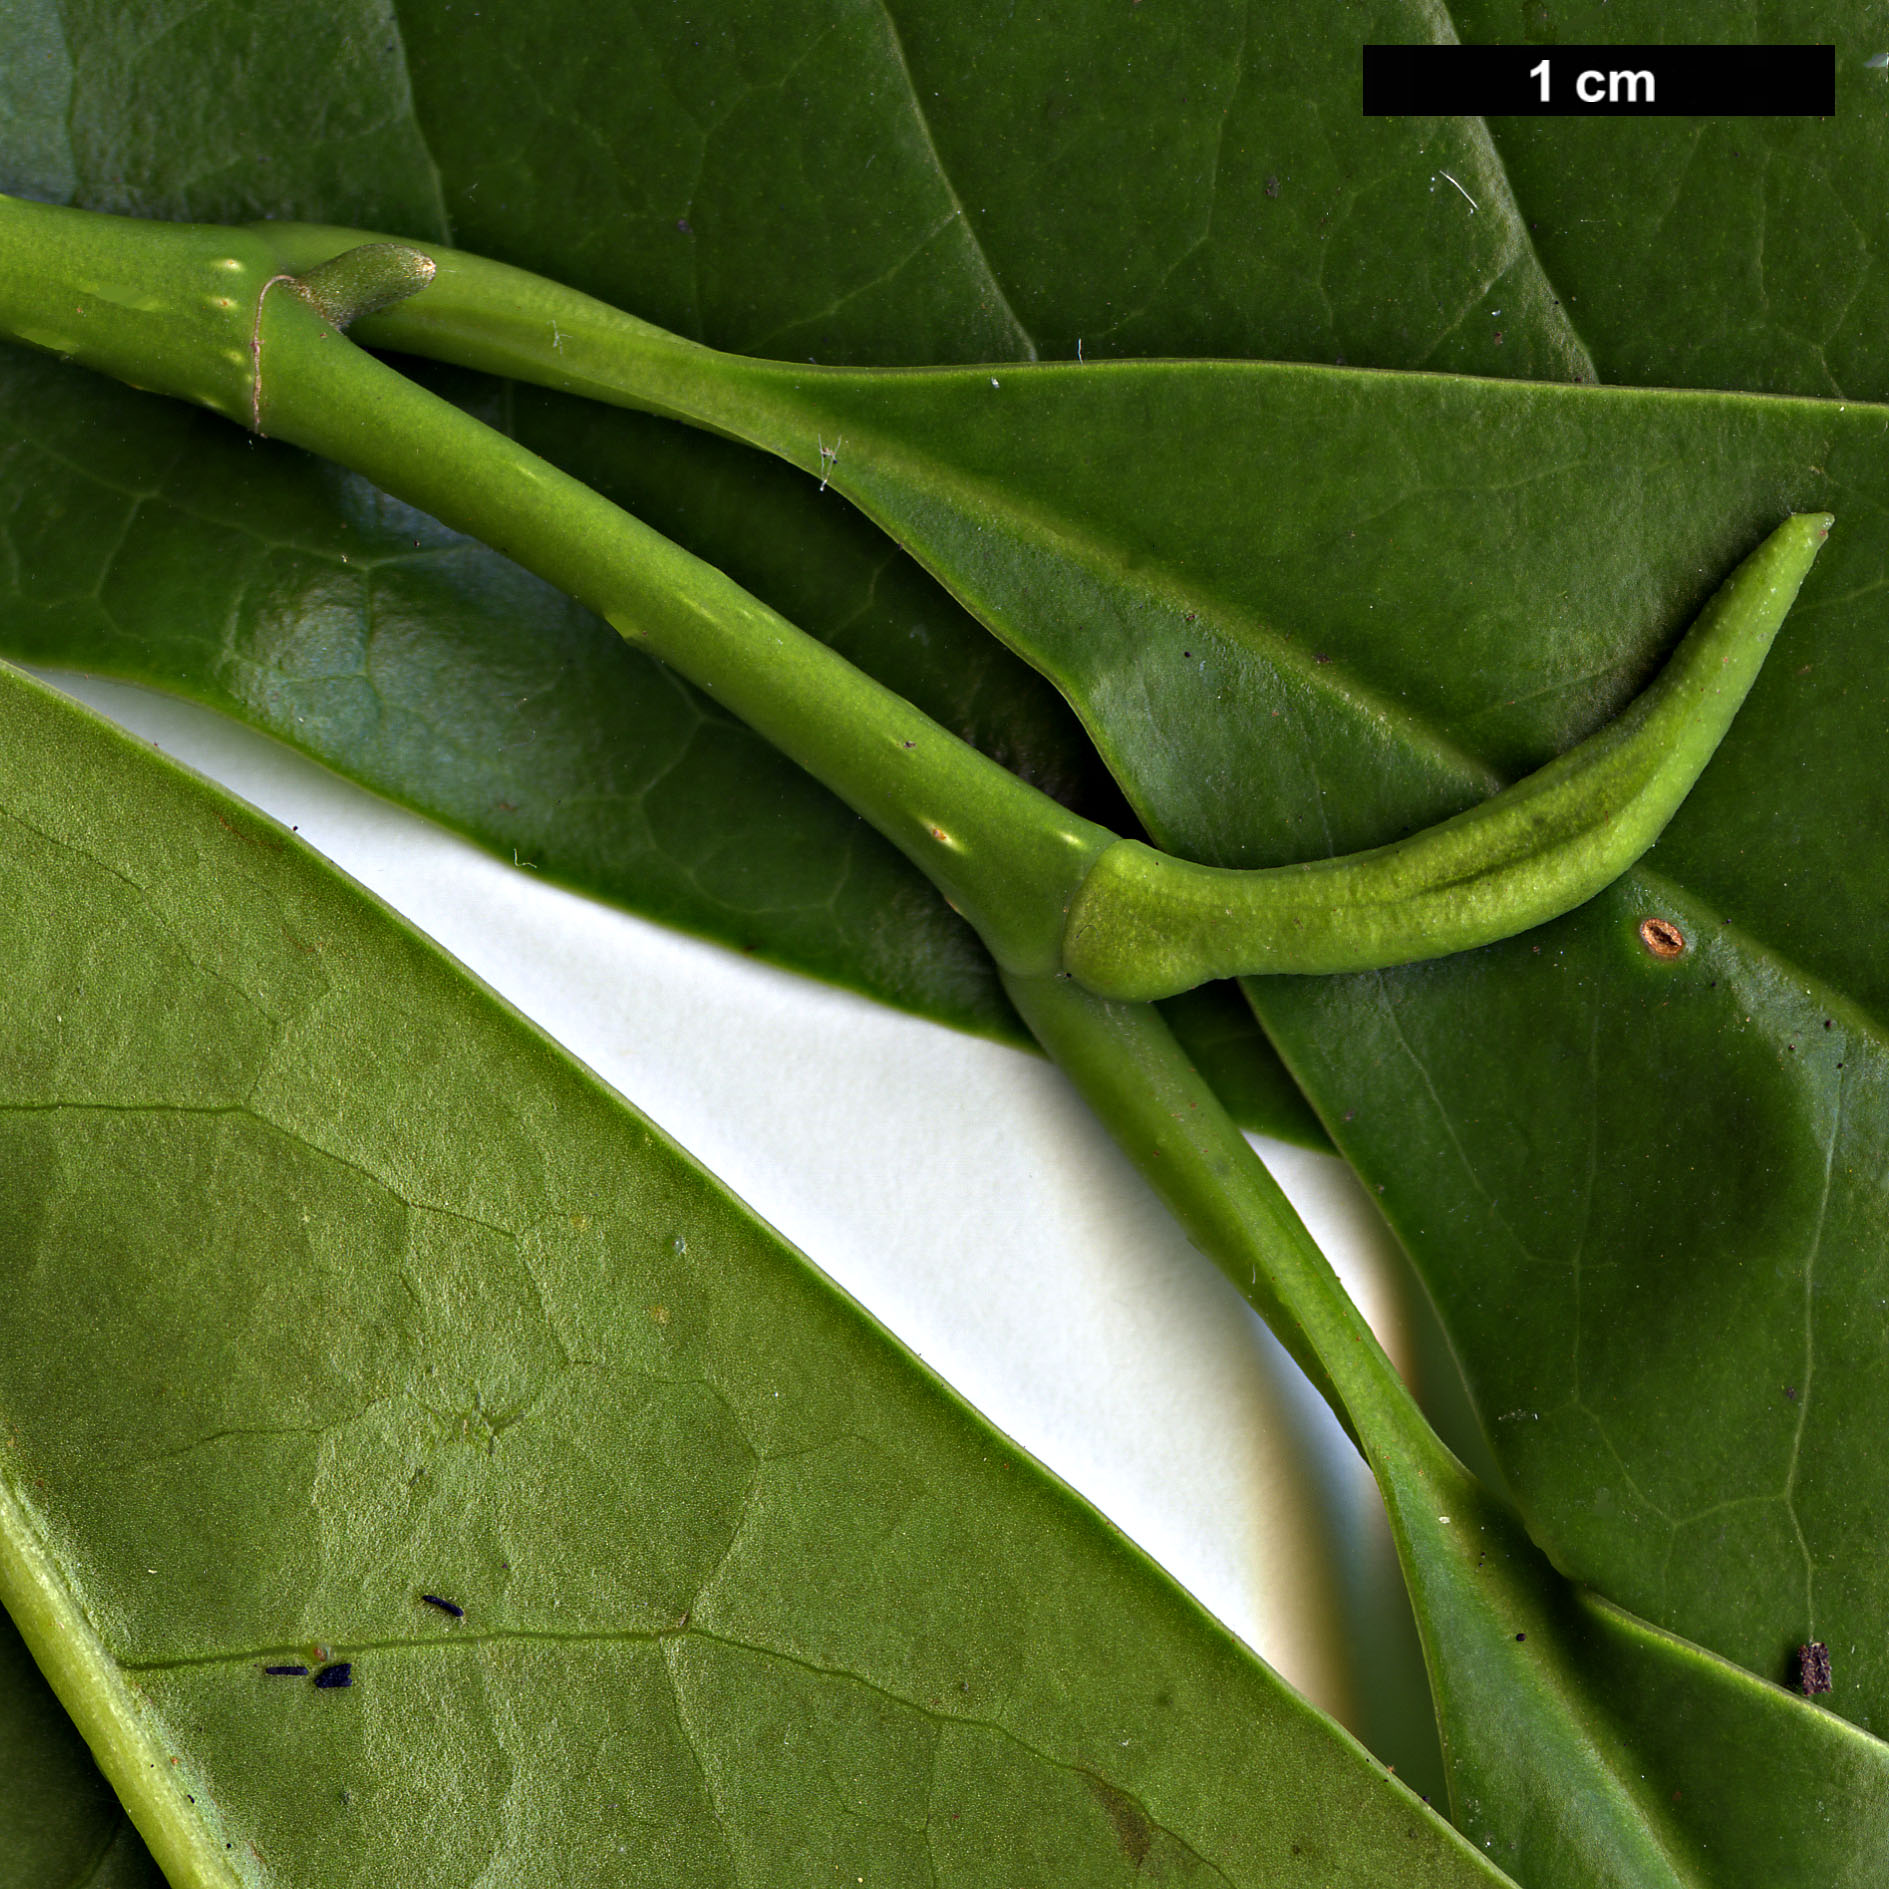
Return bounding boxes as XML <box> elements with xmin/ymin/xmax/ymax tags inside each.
<box><xmin>1638</xmin><ymin>916</ymin><xmax>1686</xmax><ymax>960</ymax></box>
<box><xmin>214</xmin><ymin>811</ymin><xmax>279</xmax><ymax>853</ymax></box>
<box><xmin>1082</xmin><ymin>1773</ymin><xmax>1153</xmax><ymax>1868</ymax></box>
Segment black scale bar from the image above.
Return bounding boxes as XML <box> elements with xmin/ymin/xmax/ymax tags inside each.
<box><xmin>1363</xmin><ymin>44</ymin><xmax>1835</xmax><ymax>117</ymax></box>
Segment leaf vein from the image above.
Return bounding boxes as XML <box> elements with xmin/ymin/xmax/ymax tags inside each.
<box><xmin>868</xmin><ymin>0</ymin><xmax>1037</xmax><ymax>360</ymax></box>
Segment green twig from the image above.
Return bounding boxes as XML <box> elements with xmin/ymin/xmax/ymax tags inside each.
<box><xmin>0</xmin><ymin>197</ymin><xmax>1827</xmax><ymax>1004</ymax></box>
<box><xmin>248</xmin><ymin>217</ymin><xmax>1832</xmax><ymax>999</ymax></box>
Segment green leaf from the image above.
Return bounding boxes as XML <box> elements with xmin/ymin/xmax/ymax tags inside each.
<box><xmin>1452</xmin><ymin>2</ymin><xmax>1889</xmax><ymax>401</ymax></box>
<box><xmin>0</xmin><ymin>657</ymin><xmax>1502</xmax><ymax>1885</ymax></box>
<box><xmin>6</xmin><ymin>0</ymin><xmax>1888</xmax><ymax>1870</ymax></box>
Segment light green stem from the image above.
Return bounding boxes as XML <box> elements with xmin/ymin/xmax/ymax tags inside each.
<box><xmin>0</xmin><ymin>196</ymin><xmax>1830</xmax><ymax>1000</ymax></box>
<box><xmin>1063</xmin><ymin>512</ymin><xmax>1828</xmax><ymax>997</ymax></box>
<box><xmin>1000</xmin><ymin>971</ymin><xmax>1697</xmax><ymax>1883</ymax></box>
<box><xmin>246</xmin><ymin>218</ymin><xmax>1830</xmax><ymax>999</ymax></box>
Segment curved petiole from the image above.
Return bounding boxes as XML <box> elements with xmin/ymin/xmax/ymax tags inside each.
<box><xmin>0</xmin><ymin>197</ymin><xmax>1830</xmax><ymax>1003</ymax></box>
<box><xmin>1060</xmin><ymin>512</ymin><xmax>1828</xmax><ymax>998</ymax></box>
<box><xmin>245</xmin><ymin>217</ymin><xmax>1833</xmax><ymax>1000</ymax></box>
<box><xmin>1002</xmin><ymin>969</ymin><xmax>1889</xmax><ymax>1883</ymax></box>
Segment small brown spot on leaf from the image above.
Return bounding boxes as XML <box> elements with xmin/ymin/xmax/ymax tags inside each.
<box><xmin>1639</xmin><ymin>916</ymin><xmax>1686</xmax><ymax>960</ymax></box>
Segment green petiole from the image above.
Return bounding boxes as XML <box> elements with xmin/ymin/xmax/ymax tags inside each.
<box><xmin>0</xmin><ymin>197</ymin><xmax>1829</xmax><ymax>1003</ymax></box>
<box><xmin>1002</xmin><ymin>969</ymin><xmax>1889</xmax><ymax>1881</ymax></box>
<box><xmin>248</xmin><ymin>217</ymin><xmax>1832</xmax><ymax>999</ymax></box>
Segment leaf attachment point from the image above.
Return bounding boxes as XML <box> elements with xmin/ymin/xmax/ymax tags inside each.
<box><xmin>292</xmin><ymin>241</ymin><xmax>438</xmax><ymax>331</ymax></box>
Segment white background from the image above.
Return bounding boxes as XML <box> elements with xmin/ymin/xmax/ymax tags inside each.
<box><xmin>35</xmin><ymin>666</ymin><xmax>1427</xmax><ymax>1756</ymax></box>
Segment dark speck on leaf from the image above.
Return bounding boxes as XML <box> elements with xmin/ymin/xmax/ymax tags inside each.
<box><xmin>1314</xmin><ymin>652</ymin><xmax>1333</xmax><ymax>665</ymax></box>
<box><xmin>1798</xmin><ymin>1642</ymin><xmax>1833</xmax><ymax>1695</ymax></box>
<box><xmin>1264</xmin><ymin>174</ymin><xmax>1281</xmax><ymax>198</ymax></box>
<box><xmin>314</xmin><ymin>1662</ymin><xmax>353</xmax><ymax>1690</ymax></box>
<box><xmin>421</xmin><ymin>1594</ymin><xmax>464</xmax><ymax>1618</ymax></box>
<box><xmin>262</xmin><ymin>1665</ymin><xmax>308</xmax><ymax>1677</ymax></box>
<box><xmin>676</xmin><ymin>217</ymin><xmax>693</xmax><ymax>235</ymax></box>
<box><xmin>1515</xmin><ymin>1632</ymin><xmax>1527</xmax><ymax>1642</ymax></box>
<box><xmin>1785</xmin><ymin>1386</ymin><xmax>1798</xmax><ymax>1401</ymax></box>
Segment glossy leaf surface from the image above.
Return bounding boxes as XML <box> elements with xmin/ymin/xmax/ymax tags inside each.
<box><xmin>0</xmin><ymin>660</ymin><xmax>1501</xmax><ymax>1886</ymax></box>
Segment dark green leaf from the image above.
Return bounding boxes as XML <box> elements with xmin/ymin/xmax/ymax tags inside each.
<box><xmin>0</xmin><ymin>1605</ymin><xmax>164</xmax><ymax>1888</ymax></box>
<box><xmin>6</xmin><ymin>0</ymin><xmax>1888</xmax><ymax>1869</ymax></box>
<box><xmin>0</xmin><ymin>658</ymin><xmax>1502</xmax><ymax>1884</ymax></box>
<box><xmin>1454</xmin><ymin>2</ymin><xmax>1889</xmax><ymax>402</ymax></box>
